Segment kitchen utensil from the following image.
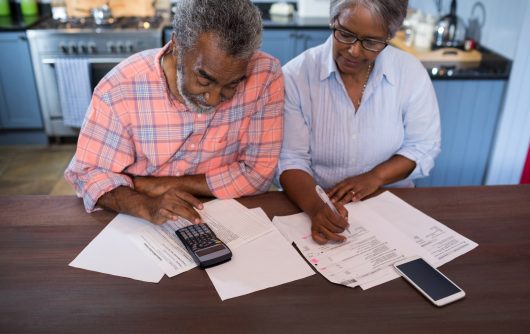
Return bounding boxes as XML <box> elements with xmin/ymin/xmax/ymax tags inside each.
<box><xmin>91</xmin><ymin>2</ymin><xmax>112</xmax><ymax>25</ymax></box>
<box><xmin>432</xmin><ymin>0</ymin><xmax>466</xmax><ymax>49</ymax></box>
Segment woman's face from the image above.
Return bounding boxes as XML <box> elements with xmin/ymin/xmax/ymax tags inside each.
<box><xmin>332</xmin><ymin>6</ymin><xmax>388</xmax><ymax>76</ymax></box>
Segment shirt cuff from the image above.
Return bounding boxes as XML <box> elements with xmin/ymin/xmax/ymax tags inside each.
<box><xmin>82</xmin><ymin>173</ymin><xmax>133</xmax><ymax>212</ymax></box>
<box><xmin>395</xmin><ymin>148</ymin><xmax>435</xmax><ymax>180</ymax></box>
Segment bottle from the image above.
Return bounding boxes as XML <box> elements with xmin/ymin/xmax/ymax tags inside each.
<box><xmin>0</xmin><ymin>0</ymin><xmax>10</xmax><ymax>16</ymax></box>
<box><xmin>20</xmin><ymin>0</ymin><xmax>38</xmax><ymax>16</ymax></box>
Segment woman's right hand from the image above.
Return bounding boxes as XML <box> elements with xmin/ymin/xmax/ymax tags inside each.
<box><xmin>308</xmin><ymin>201</ymin><xmax>349</xmax><ymax>244</ymax></box>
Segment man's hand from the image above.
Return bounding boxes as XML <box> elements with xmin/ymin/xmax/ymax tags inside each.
<box><xmin>327</xmin><ymin>172</ymin><xmax>383</xmax><ymax>204</ymax></box>
<box><xmin>98</xmin><ymin>186</ymin><xmax>204</xmax><ymax>226</ymax></box>
<box><xmin>134</xmin><ymin>176</ymin><xmax>173</xmax><ymax>197</ymax></box>
<box><xmin>140</xmin><ymin>188</ymin><xmax>204</xmax><ymax>225</ymax></box>
<box><xmin>308</xmin><ymin>201</ymin><xmax>349</xmax><ymax>244</ymax></box>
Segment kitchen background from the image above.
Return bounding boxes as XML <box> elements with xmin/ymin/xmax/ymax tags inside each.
<box><xmin>0</xmin><ymin>0</ymin><xmax>528</xmax><ymax>196</ymax></box>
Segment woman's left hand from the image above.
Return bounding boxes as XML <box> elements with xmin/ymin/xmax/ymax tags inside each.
<box><xmin>327</xmin><ymin>172</ymin><xmax>384</xmax><ymax>204</ymax></box>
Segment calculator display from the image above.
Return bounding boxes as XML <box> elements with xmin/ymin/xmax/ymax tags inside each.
<box><xmin>196</xmin><ymin>244</ymin><xmax>226</xmax><ymax>256</ymax></box>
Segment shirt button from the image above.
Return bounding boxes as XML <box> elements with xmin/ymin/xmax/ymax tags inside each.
<box><xmin>197</xmin><ymin>114</ymin><xmax>202</xmax><ymax>119</ymax></box>
<box><xmin>190</xmin><ymin>143</ymin><xmax>196</xmax><ymax>148</ymax></box>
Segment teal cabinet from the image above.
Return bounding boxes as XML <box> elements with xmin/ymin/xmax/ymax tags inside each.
<box><xmin>0</xmin><ymin>32</ymin><xmax>42</xmax><ymax>129</ymax></box>
<box><xmin>416</xmin><ymin>80</ymin><xmax>507</xmax><ymax>187</ymax></box>
<box><xmin>261</xmin><ymin>29</ymin><xmax>330</xmax><ymax>64</ymax></box>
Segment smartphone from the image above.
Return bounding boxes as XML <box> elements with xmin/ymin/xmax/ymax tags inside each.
<box><xmin>393</xmin><ymin>256</ymin><xmax>465</xmax><ymax>307</ymax></box>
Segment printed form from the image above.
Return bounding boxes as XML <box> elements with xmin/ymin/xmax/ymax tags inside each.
<box><xmin>272</xmin><ymin>191</ymin><xmax>478</xmax><ymax>290</ymax></box>
<box><xmin>128</xmin><ymin>199</ymin><xmax>274</xmax><ymax>277</ymax></box>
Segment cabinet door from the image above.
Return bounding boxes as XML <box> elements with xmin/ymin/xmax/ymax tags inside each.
<box><xmin>295</xmin><ymin>29</ymin><xmax>331</xmax><ymax>55</ymax></box>
<box><xmin>416</xmin><ymin>80</ymin><xmax>506</xmax><ymax>187</ymax></box>
<box><xmin>0</xmin><ymin>32</ymin><xmax>42</xmax><ymax>129</ymax></box>
<box><xmin>261</xmin><ymin>29</ymin><xmax>298</xmax><ymax>65</ymax></box>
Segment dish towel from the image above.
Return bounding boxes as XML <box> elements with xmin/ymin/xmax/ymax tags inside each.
<box><xmin>55</xmin><ymin>58</ymin><xmax>92</xmax><ymax>128</ymax></box>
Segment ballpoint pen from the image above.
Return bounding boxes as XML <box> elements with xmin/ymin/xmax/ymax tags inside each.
<box><xmin>315</xmin><ymin>185</ymin><xmax>351</xmax><ymax>234</ymax></box>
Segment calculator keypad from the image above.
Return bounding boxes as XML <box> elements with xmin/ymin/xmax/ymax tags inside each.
<box><xmin>178</xmin><ymin>224</ymin><xmax>220</xmax><ymax>251</ymax></box>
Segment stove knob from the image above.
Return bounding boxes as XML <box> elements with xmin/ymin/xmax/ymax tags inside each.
<box><xmin>88</xmin><ymin>43</ymin><xmax>97</xmax><ymax>54</ymax></box>
<box><xmin>80</xmin><ymin>43</ymin><xmax>89</xmax><ymax>54</ymax></box>
<box><xmin>125</xmin><ymin>42</ymin><xmax>134</xmax><ymax>53</ymax></box>
<box><xmin>107</xmin><ymin>42</ymin><xmax>116</xmax><ymax>53</ymax></box>
<box><xmin>70</xmin><ymin>43</ymin><xmax>79</xmax><ymax>54</ymax></box>
<box><xmin>59</xmin><ymin>43</ymin><xmax>68</xmax><ymax>54</ymax></box>
<box><xmin>117</xmin><ymin>42</ymin><xmax>125</xmax><ymax>53</ymax></box>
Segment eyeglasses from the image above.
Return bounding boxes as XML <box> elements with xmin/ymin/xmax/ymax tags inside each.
<box><xmin>331</xmin><ymin>26</ymin><xmax>388</xmax><ymax>52</ymax></box>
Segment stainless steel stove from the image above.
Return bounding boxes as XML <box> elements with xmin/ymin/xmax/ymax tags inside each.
<box><xmin>27</xmin><ymin>16</ymin><xmax>166</xmax><ymax>137</ymax></box>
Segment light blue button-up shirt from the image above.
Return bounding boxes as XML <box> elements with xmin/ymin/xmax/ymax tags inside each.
<box><xmin>278</xmin><ymin>36</ymin><xmax>441</xmax><ymax>189</ymax></box>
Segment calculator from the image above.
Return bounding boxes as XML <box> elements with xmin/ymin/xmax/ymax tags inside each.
<box><xmin>175</xmin><ymin>223</ymin><xmax>232</xmax><ymax>268</ymax></box>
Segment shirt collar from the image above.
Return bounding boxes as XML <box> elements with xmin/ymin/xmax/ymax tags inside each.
<box><xmin>320</xmin><ymin>36</ymin><xmax>397</xmax><ymax>87</ymax></box>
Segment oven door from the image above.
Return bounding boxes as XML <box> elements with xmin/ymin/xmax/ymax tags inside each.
<box><xmin>38</xmin><ymin>57</ymin><xmax>125</xmax><ymax>135</ymax></box>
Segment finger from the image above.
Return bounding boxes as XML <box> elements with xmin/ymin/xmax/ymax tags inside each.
<box><xmin>172</xmin><ymin>191</ymin><xmax>204</xmax><ymax>210</ymax></box>
<box><xmin>169</xmin><ymin>203</ymin><xmax>202</xmax><ymax>224</ymax></box>
<box><xmin>352</xmin><ymin>189</ymin><xmax>369</xmax><ymax>202</ymax></box>
<box><xmin>319</xmin><ymin>225</ymin><xmax>346</xmax><ymax>243</ymax></box>
<box><xmin>330</xmin><ymin>185</ymin><xmax>352</xmax><ymax>203</ymax></box>
<box><xmin>311</xmin><ymin>230</ymin><xmax>328</xmax><ymax>245</ymax></box>
<box><xmin>336</xmin><ymin>201</ymin><xmax>349</xmax><ymax>219</ymax></box>
<box><xmin>325</xmin><ymin>208</ymin><xmax>349</xmax><ymax>231</ymax></box>
<box><xmin>157</xmin><ymin>208</ymin><xmax>177</xmax><ymax>223</ymax></box>
<box><xmin>339</xmin><ymin>190</ymin><xmax>356</xmax><ymax>204</ymax></box>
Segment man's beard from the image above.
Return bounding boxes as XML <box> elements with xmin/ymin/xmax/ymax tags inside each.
<box><xmin>176</xmin><ymin>63</ymin><xmax>215</xmax><ymax>114</ymax></box>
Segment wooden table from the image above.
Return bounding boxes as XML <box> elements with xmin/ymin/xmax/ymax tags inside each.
<box><xmin>1</xmin><ymin>186</ymin><xmax>529</xmax><ymax>333</ymax></box>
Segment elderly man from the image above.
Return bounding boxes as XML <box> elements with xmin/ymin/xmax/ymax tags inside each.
<box><xmin>65</xmin><ymin>0</ymin><xmax>284</xmax><ymax>225</ymax></box>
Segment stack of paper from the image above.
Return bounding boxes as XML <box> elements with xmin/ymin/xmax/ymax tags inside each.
<box><xmin>69</xmin><ymin>199</ymin><xmax>314</xmax><ymax>300</ymax></box>
<box><xmin>272</xmin><ymin>191</ymin><xmax>478</xmax><ymax>290</ymax></box>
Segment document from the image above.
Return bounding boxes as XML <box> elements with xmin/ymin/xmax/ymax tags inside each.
<box><xmin>361</xmin><ymin>191</ymin><xmax>479</xmax><ymax>266</ymax></box>
<box><xmin>69</xmin><ymin>214</ymin><xmax>164</xmax><ymax>283</ymax></box>
<box><xmin>206</xmin><ymin>208</ymin><xmax>315</xmax><ymax>300</ymax></box>
<box><xmin>272</xmin><ymin>191</ymin><xmax>478</xmax><ymax>290</ymax></box>
<box><xmin>128</xmin><ymin>199</ymin><xmax>275</xmax><ymax>277</ymax></box>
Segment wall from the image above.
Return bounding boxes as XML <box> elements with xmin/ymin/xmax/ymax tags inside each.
<box><xmin>485</xmin><ymin>3</ymin><xmax>530</xmax><ymax>184</ymax></box>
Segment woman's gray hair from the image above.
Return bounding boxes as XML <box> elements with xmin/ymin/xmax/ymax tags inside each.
<box><xmin>330</xmin><ymin>0</ymin><xmax>408</xmax><ymax>37</ymax></box>
<box><xmin>172</xmin><ymin>0</ymin><xmax>262</xmax><ymax>59</ymax></box>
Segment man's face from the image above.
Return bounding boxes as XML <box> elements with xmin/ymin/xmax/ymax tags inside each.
<box><xmin>173</xmin><ymin>32</ymin><xmax>249</xmax><ymax>113</ymax></box>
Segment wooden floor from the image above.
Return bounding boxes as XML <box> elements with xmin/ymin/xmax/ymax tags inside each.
<box><xmin>0</xmin><ymin>145</ymin><xmax>77</xmax><ymax>196</ymax></box>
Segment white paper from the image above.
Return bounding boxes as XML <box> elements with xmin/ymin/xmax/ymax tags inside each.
<box><xmin>69</xmin><ymin>214</ymin><xmax>164</xmax><ymax>283</ymax></box>
<box><xmin>360</xmin><ymin>191</ymin><xmax>479</xmax><ymax>266</ymax></box>
<box><xmin>206</xmin><ymin>209</ymin><xmax>315</xmax><ymax>301</ymax></box>
<box><xmin>272</xmin><ymin>191</ymin><xmax>478</xmax><ymax>290</ymax></box>
<box><xmin>128</xmin><ymin>199</ymin><xmax>275</xmax><ymax>278</ymax></box>
<box><xmin>128</xmin><ymin>219</ymin><xmax>197</xmax><ymax>277</ymax></box>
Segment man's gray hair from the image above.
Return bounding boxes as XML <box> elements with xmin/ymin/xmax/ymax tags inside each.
<box><xmin>172</xmin><ymin>0</ymin><xmax>262</xmax><ymax>59</ymax></box>
<box><xmin>330</xmin><ymin>0</ymin><xmax>408</xmax><ymax>37</ymax></box>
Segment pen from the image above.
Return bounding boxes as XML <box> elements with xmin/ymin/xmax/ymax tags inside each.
<box><xmin>315</xmin><ymin>185</ymin><xmax>351</xmax><ymax>234</ymax></box>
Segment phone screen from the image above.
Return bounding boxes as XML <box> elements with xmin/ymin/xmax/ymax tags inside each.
<box><xmin>396</xmin><ymin>258</ymin><xmax>461</xmax><ymax>301</ymax></box>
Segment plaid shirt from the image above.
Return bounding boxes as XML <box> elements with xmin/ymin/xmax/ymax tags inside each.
<box><xmin>65</xmin><ymin>43</ymin><xmax>284</xmax><ymax>212</ymax></box>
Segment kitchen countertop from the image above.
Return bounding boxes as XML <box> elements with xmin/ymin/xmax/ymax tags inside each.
<box><xmin>424</xmin><ymin>46</ymin><xmax>511</xmax><ymax>80</ymax></box>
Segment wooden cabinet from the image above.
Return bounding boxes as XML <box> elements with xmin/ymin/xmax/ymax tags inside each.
<box><xmin>0</xmin><ymin>32</ymin><xmax>42</xmax><ymax>129</ymax></box>
<box><xmin>416</xmin><ymin>80</ymin><xmax>507</xmax><ymax>187</ymax></box>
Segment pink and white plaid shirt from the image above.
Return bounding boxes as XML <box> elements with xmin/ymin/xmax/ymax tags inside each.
<box><xmin>65</xmin><ymin>43</ymin><xmax>284</xmax><ymax>212</ymax></box>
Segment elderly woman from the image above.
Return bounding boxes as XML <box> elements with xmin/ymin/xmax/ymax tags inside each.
<box><xmin>278</xmin><ymin>0</ymin><xmax>441</xmax><ymax>244</ymax></box>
